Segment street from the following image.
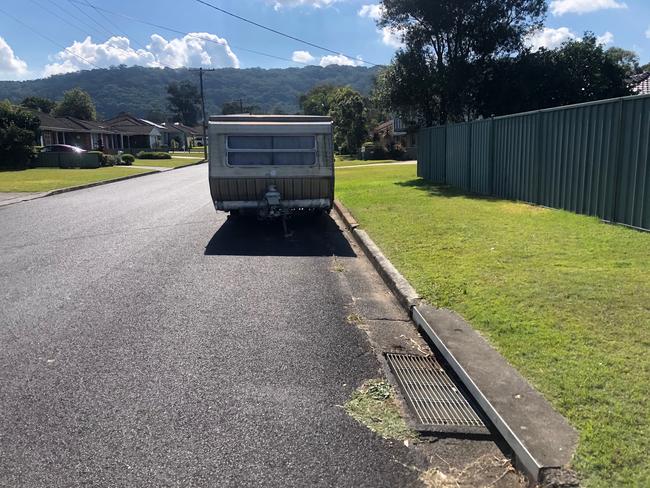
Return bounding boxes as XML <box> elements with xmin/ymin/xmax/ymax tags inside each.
<box><xmin>0</xmin><ymin>165</ymin><xmax>426</xmax><ymax>487</ymax></box>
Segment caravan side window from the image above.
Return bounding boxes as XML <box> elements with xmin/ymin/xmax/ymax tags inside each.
<box><xmin>227</xmin><ymin>136</ymin><xmax>316</xmax><ymax>165</ymax></box>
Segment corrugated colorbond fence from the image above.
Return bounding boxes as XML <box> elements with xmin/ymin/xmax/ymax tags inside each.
<box><xmin>417</xmin><ymin>94</ymin><xmax>650</xmax><ymax>230</ymax></box>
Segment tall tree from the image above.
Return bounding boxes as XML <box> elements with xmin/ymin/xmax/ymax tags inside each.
<box><xmin>377</xmin><ymin>0</ymin><xmax>547</xmax><ymax>123</ymax></box>
<box><xmin>20</xmin><ymin>96</ymin><xmax>56</xmax><ymax>114</ymax></box>
<box><xmin>299</xmin><ymin>84</ymin><xmax>336</xmax><ymax>115</ymax></box>
<box><xmin>0</xmin><ymin>101</ymin><xmax>40</xmax><ymax>169</ymax></box>
<box><xmin>475</xmin><ymin>34</ymin><xmax>631</xmax><ymax>117</ymax></box>
<box><xmin>167</xmin><ymin>81</ymin><xmax>200</xmax><ymax>125</ymax></box>
<box><xmin>328</xmin><ymin>87</ymin><xmax>367</xmax><ymax>154</ymax></box>
<box><xmin>605</xmin><ymin>47</ymin><xmax>641</xmax><ymax>76</ymax></box>
<box><xmin>221</xmin><ymin>100</ymin><xmax>260</xmax><ymax>115</ymax></box>
<box><xmin>53</xmin><ymin>88</ymin><xmax>97</xmax><ymax>120</ymax></box>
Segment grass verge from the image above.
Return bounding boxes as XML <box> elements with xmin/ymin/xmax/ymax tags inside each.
<box><xmin>344</xmin><ymin>379</ymin><xmax>415</xmax><ymax>441</ymax></box>
<box><xmin>336</xmin><ymin>165</ymin><xmax>650</xmax><ymax>488</ymax></box>
<box><xmin>335</xmin><ymin>156</ymin><xmax>401</xmax><ymax>167</ymax></box>
<box><xmin>133</xmin><ymin>156</ymin><xmax>204</xmax><ymax>168</ymax></box>
<box><xmin>0</xmin><ymin>167</ymin><xmax>154</xmax><ymax>192</ymax></box>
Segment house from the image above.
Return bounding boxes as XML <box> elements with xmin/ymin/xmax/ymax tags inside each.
<box><xmin>162</xmin><ymin>122</ymin><xmax>202</xmax><ymax>149</ymax></box>
<box><xmin>31</xmin><ymin>110</ymin><xmax>121</xmax><ymax>151</ymax></box>
<box><xmin>372</xmin><ymin>117</ymin><xmax>418</xmax><ymax>159</ymax></box>
<box><xmin>105</xmin><ymin>113</ymin><xmax>174</xmax><ymax>152</ymax></box>
<box><xmin>630</xmin><ymin>72</ymin><xmax>650</xmax><ymax>95</ymax></box>
<box><xmin>192</xmin><ymin>125</ymin><xmax>208</xmax><ymax>147</ymax></box>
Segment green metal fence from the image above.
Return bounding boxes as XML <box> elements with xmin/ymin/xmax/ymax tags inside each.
<box><xmin>417</xmin><ymin>94</ymin><xmax>650</xmax><ymax>230</ymax></box>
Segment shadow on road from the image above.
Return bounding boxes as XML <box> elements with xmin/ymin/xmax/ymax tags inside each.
<box><xmin>205</xmin><ymin>213</ymin><xmax>356</xmax><ymax>257</ymax></box>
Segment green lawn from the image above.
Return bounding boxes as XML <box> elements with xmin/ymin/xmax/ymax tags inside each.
<box><xmin>336</xmin><ymin>165</ymin><xmax>649</xmax><ymax>488</ymax></box>
<box><xmin>133</xmin><ymin>156</ymin><xmax>204</xmax><ymax>168</ymax></box>
<box><xmin>0</xmin><ymin>167</ymin><xmax>154</xmax><ymax>192</ymax></box>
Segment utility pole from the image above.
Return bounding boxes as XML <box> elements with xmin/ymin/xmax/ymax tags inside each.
<box><xmin>191</xmin><ymin>67</ymin><xmax>215</xmax><ymax>161</ymax></box>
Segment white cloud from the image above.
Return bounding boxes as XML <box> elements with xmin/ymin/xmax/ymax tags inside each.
<box><xmin>526</xmin><ymin>27</ymin><xmax>577</xmax><ymax>51</ymax></box>
<box><xmin>596</xmin><ymin>31</ymin><xmax>614</xmax><ymax>46</ymax></box>
<box><xmin>292</xmin><ymin>50</ymin><xmax>315</xmax><ymax>63</ymax></box>
<box><xmin>319</xmin><ymin>54</ymin><xmax>363</xmax><ymax>67</ymax></box>
<box><xmin>147</xmin><ymin>32</ymin><xmax>239</xmax><ymax>69</ymax></box>
<box><xmin>0</xmin><ymin>36</ymin><xmax>29</xmax><ymax>80</ymax></box>
<box><xmin>358</xmin><ymin>3</ymin><xmax>404</xmax><ymax>48</ymax></box>
<box><xmin>43</xmin><ymin>33</ymin><xmax>239</xmax><ymax>77</ymax></box>
<box><xmin>358</xmin><ymin>4</ymin><xmax>382</xmax><ymax>20</ymax></box>
<box><xmin>271</xmin><ymin>0</ymin><xmax>341</xmax><ymax>10</ymax></box>
<box><xmin>550</xmin><ymin>0</ymin><xmax>627</xmax><ymax>16</ymax></box>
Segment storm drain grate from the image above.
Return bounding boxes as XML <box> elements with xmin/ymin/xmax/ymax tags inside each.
<box><xmin>386</xmin><ymin>353</ymin><xmax>486</xmax><ymax>432</ymax></box>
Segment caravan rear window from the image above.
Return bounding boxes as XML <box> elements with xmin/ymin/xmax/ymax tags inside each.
<box><xmin>227</xmin><ymin>135</ymin><xmax>316</xmax><ymax>165</ymax></box>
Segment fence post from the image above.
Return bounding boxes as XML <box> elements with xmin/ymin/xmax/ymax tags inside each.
<box><xmin>535</xmin><ymin>110</ymin><xmax>543</xmax><ymax>204</ymax></box>
<box><xmin>443</xmin><ymin>124</ymin><xmax>448</xmax><ymax>184</ymax></box>
<box><xmin>467</xmin><ymin>122</ymin><xmax>473</xmax><ymax>192</ymax></box>
<box><xmin>610</xmin><ymin>98</ymin><xmax>626</xmax><ymax>224</ymax></box>
<box><xmin>489</xmin><ymin>116</ymin><xmax>495</xmax><ymax>195</ymax></box>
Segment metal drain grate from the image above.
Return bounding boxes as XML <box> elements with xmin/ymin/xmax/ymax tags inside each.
<box><xmin>386</xmin><ymin>353</ymin><xmax>487</xmax><ymax>432</ymax></box>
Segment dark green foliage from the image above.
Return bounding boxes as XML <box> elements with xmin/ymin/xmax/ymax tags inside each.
<box><xmin>476</xmin><ymin>34</ymin><xmax>631</xmax><ymax>117</ymax></box>
<box><xmin>120</xmin><ymin>153</ymin><xmax>135</xmax><ymax>165</ymax></box>
<box><xmin>136</xmin><ymin>151</ymin><xmax>172</xmax><ymax>159</ymax></box>
<box><xmin>378</xmin><ymin>0</ymin><xmax>547</xmax><ymax>124</ymax></box>
<box><xmin>299</xmin><ymin>84</ymin><xmax>336</xmax><ymax>115</ymax></box>
<box><xmin>0</xmin><ymin>101</ymin><xmax>39</xmax><ymax>169</ymax></box>
<box><xmin>0</xmin><ymin>65</ymin><xmax>380</xmax><ymax>119</ymax></box>
<box><xmin>221</xmin><ymin>100</ymin><xmax>260</xmax><ymax>114</ymax></box>
<box><xmin>605</xmin><ymin>47</ymin><xmax>641</xmax><ymax>76</ymax></box>
<box><xmin>20</xmin><ymin>96</ymin><xmax>56</xmax><ymax>114</ymax></box>
<box><xmin>53</xmin><ymin>88</ymin><xmax>97</xmax><ymax>120</ymax></box>
<box><xmin>328</xmin><ymin>87</ymin><xmax>367</xmax><ymax>154</ymax></box>
<box><xmin>299</xmin><ymin>85</ymin><xmax>368</xmax><ymax>154</ymax></box>
<box><xmin>167</xmin><ymin>80</ymin><xmax>200</xmax><ymax>125</ymax></box>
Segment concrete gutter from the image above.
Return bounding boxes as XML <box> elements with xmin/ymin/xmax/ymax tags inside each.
<box><xmin>0</xmin><ymin>161</ymin><xmax>206</xmax><ymax>209</ymax></box>
<box><xmin>333</xmin><ymin>199</ymin><xmax>579</xmax><ymax>486</ymax></box>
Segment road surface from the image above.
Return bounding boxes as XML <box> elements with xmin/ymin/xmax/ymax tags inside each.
<box><xmin>0</xmin><ymin>165</ymin><xmax>424</xmax><ymax>487</ymax></box>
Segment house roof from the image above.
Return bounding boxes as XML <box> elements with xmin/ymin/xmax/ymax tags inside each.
<box><xmin>105</xmin><ymin>113</ymin><xmax>159</xmax><ymax>135</ymax></box>
<box><xmin>630</xmin><ymin>72</ymin><xmax>650</xmax><ymax>95</ymax></box>
<box><xmin>163</xmin><ymin>122</ymin><xmax>201</xmax><ymax>136</ymax></box>
<box><xmin>28</xmin><ymin>110</ymin><xmax>119</xmax><ymax>134</ymax></box>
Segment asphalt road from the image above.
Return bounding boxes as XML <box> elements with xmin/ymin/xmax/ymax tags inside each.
<box><xmin>0</xmin><ymin>165</ymin><xmax>423</xmax><ymax>487</ymax></box>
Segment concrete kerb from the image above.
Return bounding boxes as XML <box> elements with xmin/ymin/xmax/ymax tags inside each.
<box><xmin>0</xmin><ymin>160</ymin><xmax>207</xmax><ymax>208</ymax></box>
<box><xmin>332</xmin><ymin>198</ymin><xmax>579</xmax><ymax>486</ymax></box>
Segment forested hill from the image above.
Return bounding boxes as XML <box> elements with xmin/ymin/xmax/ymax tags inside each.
<box><xmin>0</xmin><ymin>65</ymin><xmax>381</xmax><ymax>119</ymax></box>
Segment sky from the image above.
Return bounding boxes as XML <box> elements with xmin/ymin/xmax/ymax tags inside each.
<box><xmin>1</xmin><ymin>0</ymin><xmax>649</xmax><ymax>81</ymax></box>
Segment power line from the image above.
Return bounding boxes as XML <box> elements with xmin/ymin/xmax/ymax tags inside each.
<box><xmin>68</xmin><ymin>0</ymin><xmax>309</xmax><ymax>66</ymax></box>
<box><xmin>0</xmin><ymin>6</ymin><xmax>102</xmax><ymax>70</ymax></box>
<box><xmin>79</xmin><ymin>0</ymin><xmax>149</xmax><ymax>52</ymax></box>
<box><xmin>66</xmin><ymin>0</ymin><xmax>115</xmax><ymax>38</ymax></box>
<box><xmin>192</xmin><ymin>0</ymin><xmax>378</xmax><ymax>66</ymax></box>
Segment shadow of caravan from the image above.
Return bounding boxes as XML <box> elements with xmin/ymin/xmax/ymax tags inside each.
<box><xmin>208</xmin><ymin>115</ymin><xmax>335</xmax><ymax>219</ymax></box>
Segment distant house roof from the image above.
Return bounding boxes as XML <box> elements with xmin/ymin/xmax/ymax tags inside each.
<box><xmin>28</xmin><ymin>110</ymin><xmax>118</xmax><ymax>134</ymax></box>
<box><xmin>163</xmin><ymin>122</ymin><xmax>201</xmax><ymax>136</ymax></box>
<box><xmin>630</xmin><ymin>72</ymin><xmax>650</xmax><ymax>95</ymax></box>
<box><xmin>105</xmin><ymin>113</ymin><xmax>161</xmax><ymax>136</ymax></box>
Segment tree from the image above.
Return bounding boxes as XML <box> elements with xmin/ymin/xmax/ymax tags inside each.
<box><xmin>20</xmin><ymin>96</ymin><xmax>56</xmax><ymax>114</ymax></box>
<box><xmin>53</xmin><ymin>88</ymin><xmax>97</xmax><ymax>120</ymax></box>
<box><xmin>377</xmin><ymin>0</ymin><xmax>547</xmax><ymax>123</ymax></box>
<box><xmin>606</xmin><ymin>47</ymin><xmax>641</xmax><ymax>76</ymax></box>
<box><xmin>144</xmin><ymin>107</ymin><xmax>168</xmax><ymax>124</ymax></box>
<box><xmin>328</xmin><ymin>87</ymin><xmax>367</xmax><ymax>154</ymax></box>
<box><xmin>475</xmin><ymin>34</ymin><xmax>631</xmax><ymax>117</ymax></box>
<box><xmin>299</xmin><ymin>84</ymin><xmax>336</xmax><ymax>115</ymax></box>
<box><xmin>167</xmin><ymin>81</ymin><xmax>200</xmax><ymax>125</ymax></box>
<box><xmin>221</xmin><ymin>100</ymin><xmax>260</xmax><ymax>115</ymax></box>
<box><xmin>0</xmin><ymin>101</ymin><xmax>40</xmax><ymax>169</ymax></box>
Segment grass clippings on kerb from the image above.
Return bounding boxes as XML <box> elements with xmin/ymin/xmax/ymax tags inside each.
<box><xmin>345</xmin><ymin>379</ymin><xmax>416</xmax><ymax>441</ymax></box>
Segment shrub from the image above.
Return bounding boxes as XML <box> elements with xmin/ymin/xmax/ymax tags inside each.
<box><xmin>120</xmin><ymin>154</ymin><xmax>135</xmax><ymax>165</ymax></box>
<box><xmin>0</xmin><ymin>101</ymin><xmax>39</xmax><ymax>169</ymax></box>
<box><xmin>136</xmin><ymin>151</ymin><xmax>172</xmax><ymax>159</ymax></box>
<box><xmin>388</xmin><ymin>144</ymin><xmax>406</xmax><ymax>161</ymax></box>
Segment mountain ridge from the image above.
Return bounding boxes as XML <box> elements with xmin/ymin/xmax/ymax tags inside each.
<box><xmin>0</xmin><ymin>65</ymin><xmax>382</xmax><ymax>119</ymax></box>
